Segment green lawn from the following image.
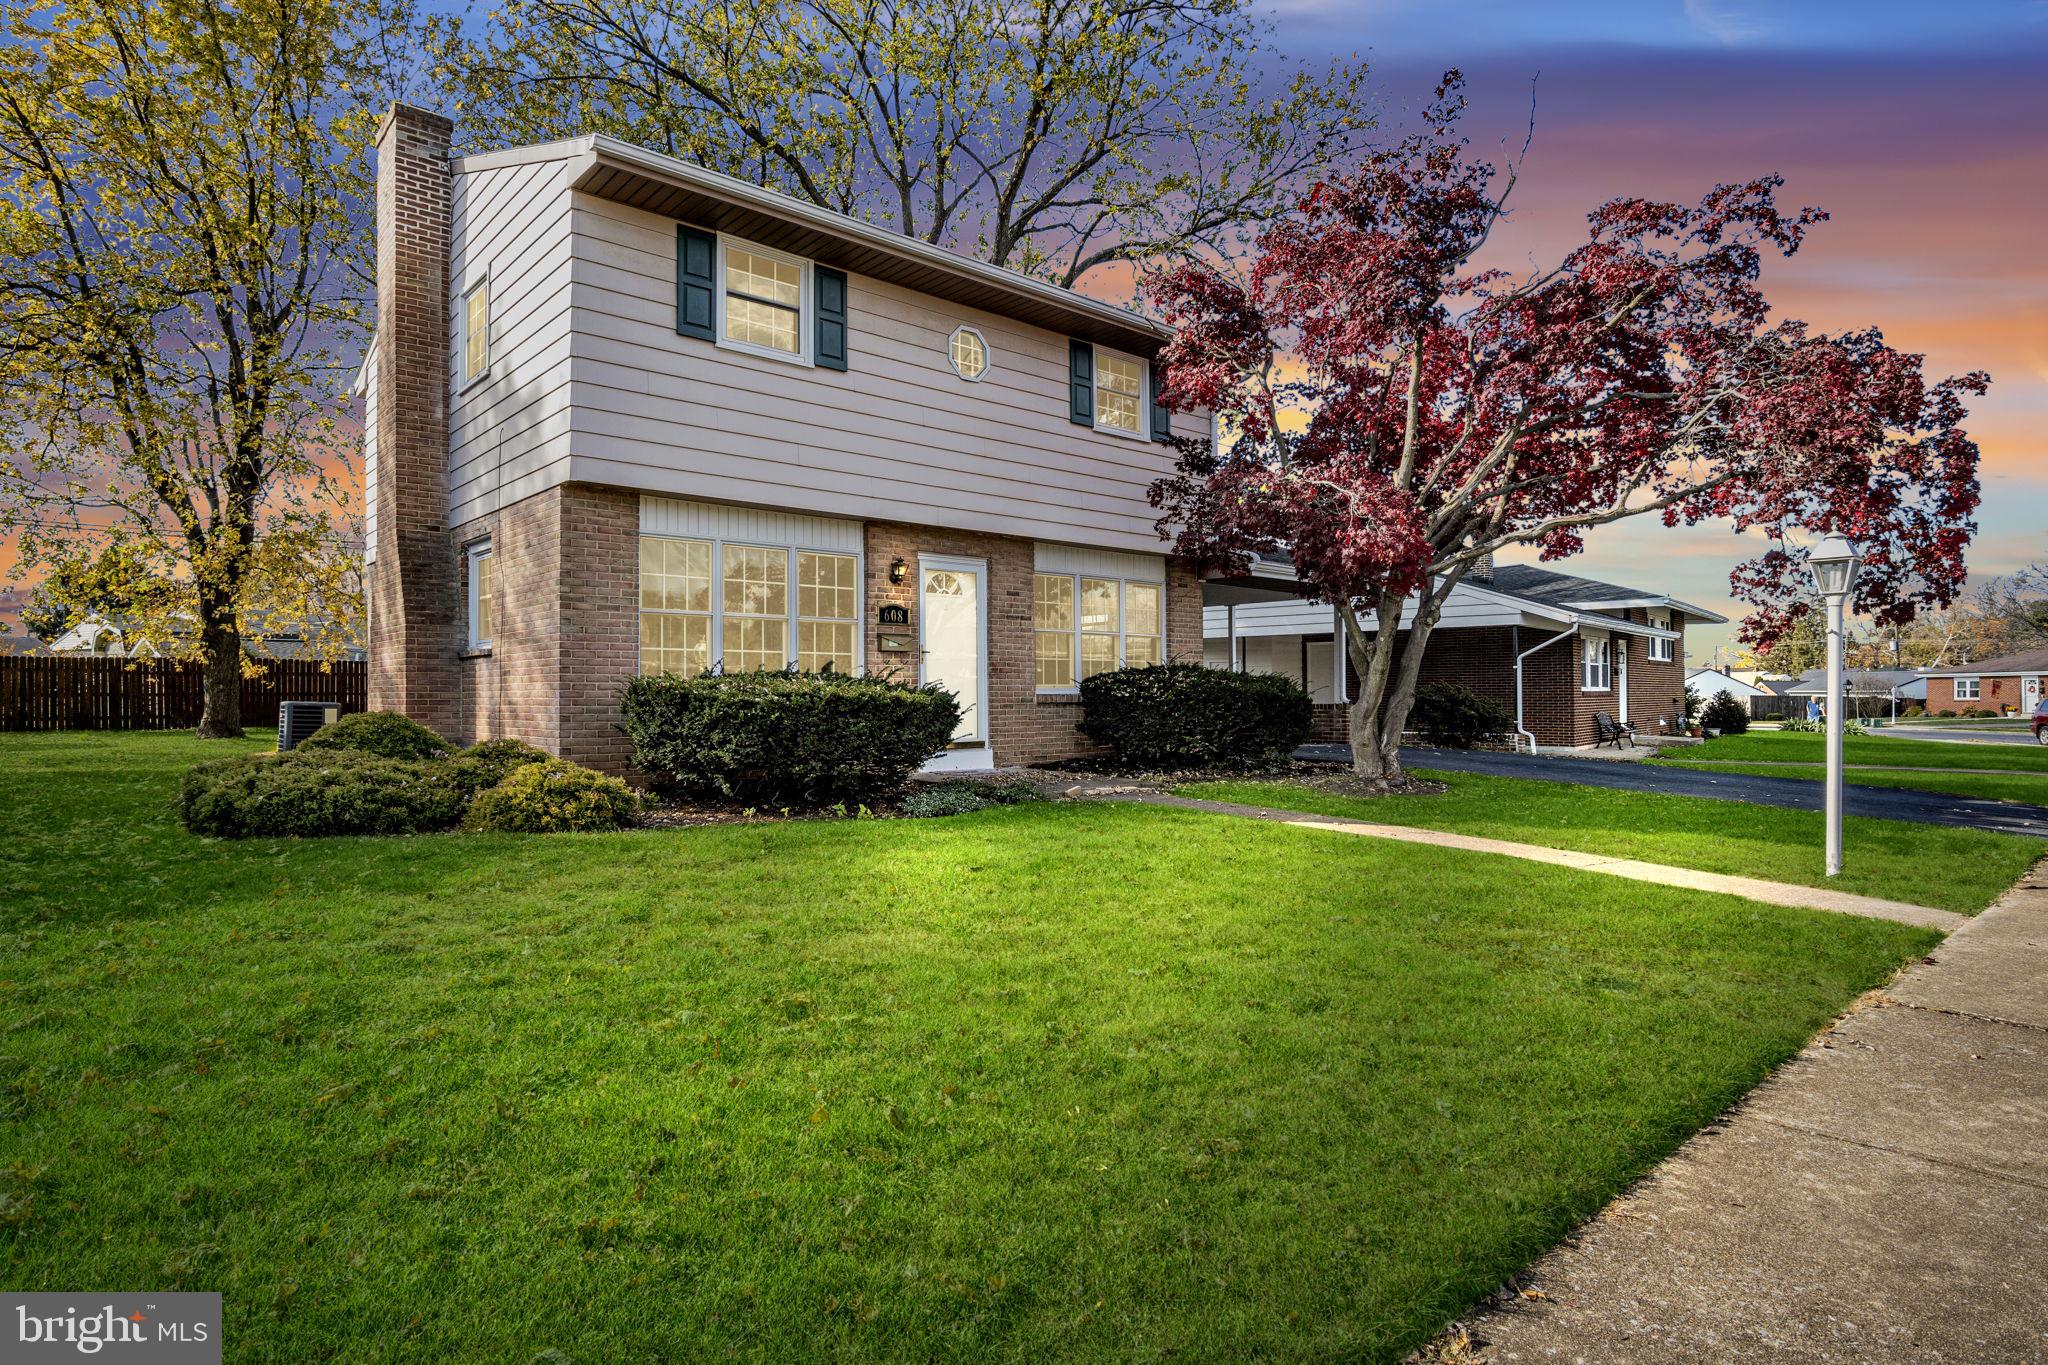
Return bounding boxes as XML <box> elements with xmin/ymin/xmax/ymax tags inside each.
<box><xmin>1</xmin><ymin>732</ymin><xmax>1947</xmax><ymax>1362</ymax></box>
<box><xmin>1176</xmin><ymin>771</ymin><xmax>2041</xmax><ymax>913</ymax></box>
<box><xmin>1660</xmin><ymin>729</ymin><xmax>2048</xmax><ymax>772</ymax></box>
<box><xmin>1649</xmin><ymin>760</ymin><xmax>2048</xmax><ymax>808</ymax></box>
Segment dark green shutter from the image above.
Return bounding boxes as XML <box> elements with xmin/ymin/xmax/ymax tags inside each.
<box><xmin>815</xmin><ymin>266</ymin><xmax>848</xmax><ymax>371</ymax></box>
<box><xmin>1068</xmin><ymin>339</ymin><xmax>1094</xmax><ymax>425</ymax></box>
<box><xmin>1150</xmin><ymin>364</ymin><xmax>1172</xmax><ymax>442</ymax></box>
<box><xmin>675</xmin><ymin>225</ymin><xmax>715</xmax><ymax>340</ymax></box>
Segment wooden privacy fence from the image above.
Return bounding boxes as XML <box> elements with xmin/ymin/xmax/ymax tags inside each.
<box><xmin>0</xmin><ymin>657</ymin><xmax>366</xmax><ymax>732</ymax></box>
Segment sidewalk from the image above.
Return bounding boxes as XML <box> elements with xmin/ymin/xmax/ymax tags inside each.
<box><xmin>1438</xmin><ymin>860</ymin><xmax>2048</xmax><ymax>1362</ymax></box>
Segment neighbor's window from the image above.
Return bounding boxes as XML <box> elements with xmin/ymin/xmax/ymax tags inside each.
<box><xmin>949</xmin><ymin>326</ymin><xmax>989</xmax><ymax>381</ymax></box>
<box><xmin>1033</xmin><ymin>572</ymin><xmax>1164</xmax><ymax>690</ymax></box>
<box><xmin>722</xmin><ymin>243</ymin><xmax>804</xmax><ymax>356</ymax></box>
<box><xmin>463</xmin><ymin>278</ymin><xmax>491</xmax><ymax>383</ymax></box>
<box><xmin>640</xmin><ymin>536</ymin><xmax>857</xmax><ymax>677</ymax></box>
<box><xmin>1094</xmin><ymin>348</ymin><xmax>1143</xmax><ymax>434</ymax></box>
<box><xmin>1582</xmin><ymin>636</ymin><xmax>1612</xmax><ymax>691</ymax></box>
<box><xmin>796</xmin><ymin>550</ymin><xmax>858</xmax><ymax>672</ymax></box>
<box><xmin>466</xmin><ymin>541</ymin><xmax>495</xmax><ymax>649</ymax></box>
<box><xmin>1647</xmin><ymin>611</ymin><xmax>1674</xmax><ymax>662</ymax></box>
<box><xmin>1954</xmin><ymin>676</ymin><xmax>1981</xmax><ymax>700</ymax></box>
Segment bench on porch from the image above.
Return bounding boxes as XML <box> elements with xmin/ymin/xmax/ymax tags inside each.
<box><xmin>1593</xmin><ymin>711</ymin><xmax>1637</xmax><ymax>749</ymax></box>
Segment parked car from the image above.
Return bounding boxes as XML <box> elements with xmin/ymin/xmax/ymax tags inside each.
<box><xmin>2035</xmin><ymin>697</ymin><xmax>2048</xmax><ymax>745</ymax></box>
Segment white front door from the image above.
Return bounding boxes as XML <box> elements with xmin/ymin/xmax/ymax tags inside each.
<box><xmin>919</xmin><ymin>556</ymin><xmax>987</xmax><ymax>745</ymax></box>
<box><xmin>2025</xmin><ymin>676</ymin><xmax>2042</xmax><ymax>712</ymax></box>
<box><xmin>1614</xmin><ymin>640</ymin><xmax>1628</xmax><ymax>723</ymax></box>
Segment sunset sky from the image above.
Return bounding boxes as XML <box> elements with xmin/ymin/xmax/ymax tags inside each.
<box><xmin>1295</xmin><ymin>0</ymin><xmax>2047</xmax><ymax>663</ymax></box>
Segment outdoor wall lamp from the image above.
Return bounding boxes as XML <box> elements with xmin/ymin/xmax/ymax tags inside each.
<box><xmin>888</xmin><ymin>557</ymin><xmax>908</xmax><ymax>585</ymax></box>
<box><xmin>1807</xmin><ymin>534</ymin><xmax>1862</xmax><ymax>878</ymax></box>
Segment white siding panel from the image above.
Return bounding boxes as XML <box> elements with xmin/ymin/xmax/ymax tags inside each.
<box><xmin>1033</xmin><ymin>543</ymin><xmax>1167</xmax><ymax>580</ymax></box>
<box><xmin>1201</xmin><ymin>589</ymin><xmax>1527</xmax><ymax>638</ymax></box>
<box><xmin>563</xmin><ymin>193</ymin><xmax>1196</xmax><ymax>554</ymax></box>
<box><xmin>640</xmin><ymin>495</ymin><xmax>861</xmax><ymax>553</ymax></box>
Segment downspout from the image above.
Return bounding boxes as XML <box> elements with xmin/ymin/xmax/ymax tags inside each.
<box><xmin>1513</xmin><ymin>622</ymin><xmax>1581</xmax><ymax>755</ymax></box>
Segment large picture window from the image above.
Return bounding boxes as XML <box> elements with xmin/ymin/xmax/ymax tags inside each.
<box><xmin>1033</xmin><ymin>572</ymin><xmax>1164</xmax><ymax>690</ymax></box>
<box><xmin>640</xmin><ymin>536</ymin><xmax>857</xmax><ymax>677</ymax></box>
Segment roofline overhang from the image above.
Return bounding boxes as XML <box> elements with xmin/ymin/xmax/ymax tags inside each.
<box><xmin>461</xmin><ymin>136</ymin><xmax>1171</xmax><ymax>356</ymax></box>
<box><xmin>1566</xmin><ymin>595</ymin><xmax>1729</xmax><ymax>625</ymax></box>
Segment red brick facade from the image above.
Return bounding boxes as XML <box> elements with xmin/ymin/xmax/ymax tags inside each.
<box><xmin>1924</xmin><ymin>673</ymin><xmax>2036</xmax><ymax>715</ymax></box>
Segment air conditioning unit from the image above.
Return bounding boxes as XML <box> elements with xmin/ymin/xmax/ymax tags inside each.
<box><xmin>278</xmin><ymin>700</ymin><xmax>343</xmax><ymax>751</ymax></box>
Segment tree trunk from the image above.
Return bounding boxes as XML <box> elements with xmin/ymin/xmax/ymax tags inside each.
<box><xmin>195</xmin><ymin>605</ymin><xmax>244</xmax><ymax>739</ymax></box>
<box><xmin>1342</xmin><ymin>590</ymin><xmax>1446</xmax><ymax>785</ymax></box>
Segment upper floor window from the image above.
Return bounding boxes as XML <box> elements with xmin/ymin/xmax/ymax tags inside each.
<box><xmin>463</xmin><ymin>278</ymin><xmax>490</xmax><ymax>384</ymax></box>
<box><xmin>722</xmin><ymin>243</ymin><xmax>805</xmax><ymax>357</ymax></box>
<box><xmin>949</xmin><ymin>326</ymin><xmax>989</xmax><ymax>381</ymax></box>
<box><xmin>1582</xmin><ymin>636</ymin><xmax>1611</xmax><ymax>691</ymax></box>
<box><xmin>1647</xmin><ymin>611</ymin><xmax>1674</xmax><ymax>662</ymax></box>
<box><xmin>1033</xmin><ymin>572</ymin><xmax>1163</xmax><ymax>691</ymax></box>
<box><xmin>466</xmin><ymin>541</ymin><xmax>495</xmax><ymax>649</ymax></box>
<box><xmin>1095</xmin><ymin>349</ymin><xmax>1144</xmax><ymax>435</ymax></box>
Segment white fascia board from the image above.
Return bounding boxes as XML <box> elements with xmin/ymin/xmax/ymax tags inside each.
<box><xmin>350</xmin><ymin>340</ymin><xmax>376</xmax><ymax>397</ymax></box>
<box><xmin>451</xmin><ymin>139</ymin><xmax>594</xmax><ymax>176</ymax></box>
<box><xmin>1569</xmin><ymin>594</ymin><xmax>1730</xmax><ymax>625</ymax></box>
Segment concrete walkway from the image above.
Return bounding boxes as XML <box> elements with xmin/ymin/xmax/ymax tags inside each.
<box><xmin>1088</xmin><ymin>789</ymin><xmax>1964</xmax><ymax>930</ymax></box>
<box><xmin>1445</xmin><ymin>860</ymin><xmax>2048</xmax><ymax>1362</ymax></box>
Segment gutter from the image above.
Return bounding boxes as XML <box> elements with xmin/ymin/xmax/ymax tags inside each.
<box><xmin>1513</xmin><ymin>623</ymin><xmax>1581</xmax><ymax>755</ymax></box>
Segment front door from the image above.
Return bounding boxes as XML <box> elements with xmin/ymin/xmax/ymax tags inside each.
<box><xmin>1614</xmin><ymin>639</ymin><xmax>1628</xmax><ymax>723</ymax></box>
<box><xmin>919</xmin><ymin>556</ymin><xmax>987</xmax><ymax>745</ymax></box>
<box><xmin>2025</xmin><ymin>675</ymin><xmax>2042</xmax><ymax>713</ymax></box>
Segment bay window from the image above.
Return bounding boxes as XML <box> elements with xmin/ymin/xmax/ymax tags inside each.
<box><xmin>1033</xmin><ymin>572</ymin><xmax>1164</xmax><ymax>690</ymax></box>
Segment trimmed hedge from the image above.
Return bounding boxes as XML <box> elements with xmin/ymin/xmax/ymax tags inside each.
<box><xmin>464</xmin><ymin>759</ymin><xmax>643</xmax><ymax>833</ymax></box>
<box><xmin>446</xmin><ymin>737</ymin><xmax>551</xmax><ymax>799</ymax></box>
<box><xmin>1699</xmin><ymin>691</ymin><xmax>1751</xmax><ymax>735</ymax></box>
<box><xmin>1408</xmin><ymin>682</ymin><xmax>1512</xmax><ymax>749</ymax></box>
<box><xmin>620</xmin><ymin>669</ymin><xmax>963</xmax><ymax>807</ymax></box>
<box><xmin>180</xmin><ymin>750</ymin><xmax>467</xmax><ymax>839</ymax></box>
<box><xmin>296</xmin><ymin>710</ymin><xmax>456</xmax><ymax>761</ymax></box>
<box><xmin>1077</xmin><ymin>663</ymin><xmax>1311</xmax><ymax>769</ymax></box>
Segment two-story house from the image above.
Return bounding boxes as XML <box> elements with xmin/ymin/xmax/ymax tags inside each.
<box><xmin>360</xmin><ymin>105</ymin><xmax>1211</xmax><ymax>773</ymax></box>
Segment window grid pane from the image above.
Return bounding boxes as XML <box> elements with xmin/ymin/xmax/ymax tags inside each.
<box><xmin>639</xmin><ymin>610</ymin><xmax>710</xmax><ymax>678</ymax></box>
<box><xmin>723</xmin><ymin>615</ymin><xmax>788</xmax><ymax>673</ymax></box>
<box><xmin>1096</xmin><ymin>352</ymin><xmax>1141</xmax><ymax>432</ymax></box>
<box><xmin>1080</xmin><ymin>634</ymin><xmax>1119</xmax><ymax>680</ymax></box>
<box><xmin>1125</xmin><ymin>634</ymin><xmax>1162</xmax><ymax>668</ymax></box>
<box><xmin>797</xmin><ymin>551</ymin><xmax>857</xmax><ymax>622</ymax></box>
<box><xmin>725</xmin><ymin>295</ymin><xmax>800</xmax><ymax>353</ymax></box>
<box><xmin>951</xmin><ymin>329</ymin><xmax>987</xmax><ymax>379</ymax></box>
<box><xmin>798</xmin><ymin>620</ymin><xmax>855</xmax><ymax>673</ymax></box>
<box><xmin>640</xmin><ymin>537</ymin><xmax>711</xmax><ymax>613</ymax></box>
<box><xmin>465</xmin><ymin>285</ymin><xmax>488</xmax><ymax>379</ymax></box>
<box><xmin>1126</xmin><ymin>583</ymin><xmax>1161</xmax><ymax>637</ymax></box>
<box><xmin>723</xmin><ymin>545</ymin><xmax>788</xmax><ymax>618</ymax></box>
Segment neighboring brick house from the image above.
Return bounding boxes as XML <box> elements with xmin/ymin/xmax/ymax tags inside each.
<box><xmin>358</xmin><ymin>105</ymin><xmax>1212</xmax><ymax>773</ymax></box>
<box><xmin>1203</xmin><ymin>560</ymin><xmax>1723</xmax><ymax>750</ymax></box>
<box><xmin>1918</xmin><ymin>648</ymin><xmax>2048</xmax><ymax>716</ymax></box>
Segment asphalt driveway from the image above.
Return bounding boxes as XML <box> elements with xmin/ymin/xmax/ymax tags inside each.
<box><xmin>1294</xmin><ymin>745</ymin><xmax>2048</xmax><ymax>839</ymax></box>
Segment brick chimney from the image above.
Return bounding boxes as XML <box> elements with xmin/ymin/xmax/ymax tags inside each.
<box><xmin>366</xmin><ymin>104</ymin><xmax>458</xmax><ymax>734</ymax></box>
<box><xmin>1466</xmin><ymin>549</ymin><xmax>1495</xmax><ymax>583</ymax></box>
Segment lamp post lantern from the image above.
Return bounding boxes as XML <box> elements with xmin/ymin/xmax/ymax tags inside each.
<box><xmin>1807</xmin><ymin>536</ymin><xmax>1861</xmax><ymax>877</ymax></box>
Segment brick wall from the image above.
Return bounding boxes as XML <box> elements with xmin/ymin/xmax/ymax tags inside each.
<box><xmin>556</xmin><ymin>486</ymin><xmax>639</xmax><ymax>773</ymax></box>
<box><xmin>367</xmin><ymin>104</ymin><xmax>459</xmax><ymax>736</ymax></box>
<box><xmin>1926</xmin><ymin>674</ymin><xmax>2025</xmax><ymax>715</ymax></box>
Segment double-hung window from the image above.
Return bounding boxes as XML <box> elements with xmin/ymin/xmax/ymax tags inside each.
<box><xmin>720</xmin><ymin>240</ymin><xmax>807</xmax><ymax>360</ymax></box>
<box><xmin>1094</xmin><ymin>349</ymin><xmax>1144</xmax><ymax>435</ymax></box>
<box><xmin>1954</xmin><ymin>676</ymin><xmax>1981</xmax><ymax>701</ymax></box>
<box><xmin>639</xmin><ymin>536</ymin><xmax>857</xmax><ymax>677</ymax></box>
<box><xmin>1033</xmin><ymin>572</ymin><xmax>1164</xmax><ymax>690</ymax></box>
<box><xmin>466</xmin><ymin>541</ymin><xmax>495</xmax><ymax>649</ymax></box>
<box><xmin>1647</xmin><ymin>611</ymin><xmax>1674</xmax><ymax>662</ymax></box>
<box><xmin>1582</xmin><ymin>636</ymin><xmax>1612</xmax><ymax>691</ymax></box>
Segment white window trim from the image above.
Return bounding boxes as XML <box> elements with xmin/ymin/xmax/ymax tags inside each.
<box><xmin>1647</xmin><ymin>612</ymin><xmax>1674</xmax><ymax>663</ymax></box>
<box><xmin>948</xmin><ymin>325</ymin><xmax>990</xmax><ymax>382</ymax></box>
<box><xmin>1581</xmin><ymin>635</ymin><xmax>1612</xmax><ymax>692</ymax></box>
<box><xmin>465</xmin><ymin>540</ymin><xmax>493</xmax><ymax>650</ymax></box>
<box><xmin>1092</xmin><ymin>344</ymin><xmax>1149</xmax><ymax>441</ymax></box>
<box><xmin>460</xmin><ymin>274</ymin><xmax>491</xmax><ymax>390</ymax></box>
<box><xmin>1953</xmin><ymin>676</ymin><xmax>1981</xmax><ymax>700</ymax></box>
<box><xmin>1033</xmin><ymin>571</ymin><xmax>1165</xmax><ymax>694</ymax></box>
<box><xmin>714</xmin><ymin>234</ymin><xmax>814</xmax><ymax>367</ymax></box>
<box><xmin>638</xmin><ymin>533</ymin><xmax>861</xmax><ymax>675</ymax></box>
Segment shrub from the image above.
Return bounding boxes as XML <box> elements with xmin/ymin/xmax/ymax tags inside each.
<box><xmin>446</xmin><ymin>737</ymin><xmax>551</xmax><ymax>799</ymax></box>
<box><xmin>180</xmin><ymin>750</ymin><xmax>466</xmax><ymax>838</ymax></box>
<box><xmin>1778</xmin><ymin>716</ymin><xmax>1816</xmax><ymax>732</ymax></box>
<box><xmin>900</xmin><ymin>778</ymin><xmax>1044</xmax><ymax>819</ymax></box>
<box><xmin>296</xmin><ymin>710</ymin><xmax>455</xmax><ymax>761</ymax></box>
<box><xmin>1407</xmin><ymin>682</ymin><xmax>1513</xmax><ymax>749</ymax></box>
<box><xmin>463</xmin><ymin>759</ymin><xmax>642</xmax><ymax>833</ymax></box>
<box><xmin>619</xmin><ymin>670</ymin><xmax>962</xmax><ymax>807</ymax></box>
<box><xmin>1699</xmin><ymin>692</ymin><xmax>1751</xmax><ymax>735</ymax></box>
<box><xmin>1903</xmin><ymin>704</ymin><xmax>1925</xmax><ymax>718</ymax></box>
<box><xmin>1683</xmin><ymin>685</ymin><xmax>1702</xmax><ymax>723</ymax></box>
<box><xmin>1078</xmin><ymin>663</ymin><xmax>1312</xmax><ymax>770</ymax></box>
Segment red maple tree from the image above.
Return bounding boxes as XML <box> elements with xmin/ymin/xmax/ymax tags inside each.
<box><xmin>1148</xmin><ymin>73</ymin><xmax>1986</xmax><ymax>781</ymax></box>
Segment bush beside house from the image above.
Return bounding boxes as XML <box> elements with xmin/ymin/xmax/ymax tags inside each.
<box><xmin>1078</xmin><ymin>664</ymin><xmax>1311</xmax><ymax>769</ymax></box>
<box><xmin>464</xmin><ymin>759</ymin><xmax>643</xmax><ymax>832</ymax></box>
<box><xmin>620</xmin><ymin>670</ymin><xmax>962</xmax><ymax>807</ymax></box>
<box><xmin>1700</xmin><ymin>692</ymin><xmax>1751</xmax><ymax>735</ymax></box>
<box><xmin>1407</xmin><ymin>683</ymin><xmax>1513</xmax><ymax>749</ymax></box>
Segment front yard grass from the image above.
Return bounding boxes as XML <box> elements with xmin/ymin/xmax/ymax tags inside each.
<box><xmin>1177</xmin><ymin>770</ymin><xmax>2040</xmax><ymax>913</ymax></box>
<box><xmin>2</xmin><ymin>732</ymin><xmax>1944</xmax><ymax>1362</ymax></box>
<box><xmin>1656</xmin><ymin>729</ymin><xmax>2048</xmax><ymax>772</ymax></box>
<box><xmin>1647</xmin><ymin>760</ymin><xmax>2048</xmax><ymax>809</ymax></box>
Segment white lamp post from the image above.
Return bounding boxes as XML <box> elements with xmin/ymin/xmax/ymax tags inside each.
<box><xmin>1808</xmin><ymin>536</ymin><xmax>1861</xmax><ymax>877</ymax></box>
